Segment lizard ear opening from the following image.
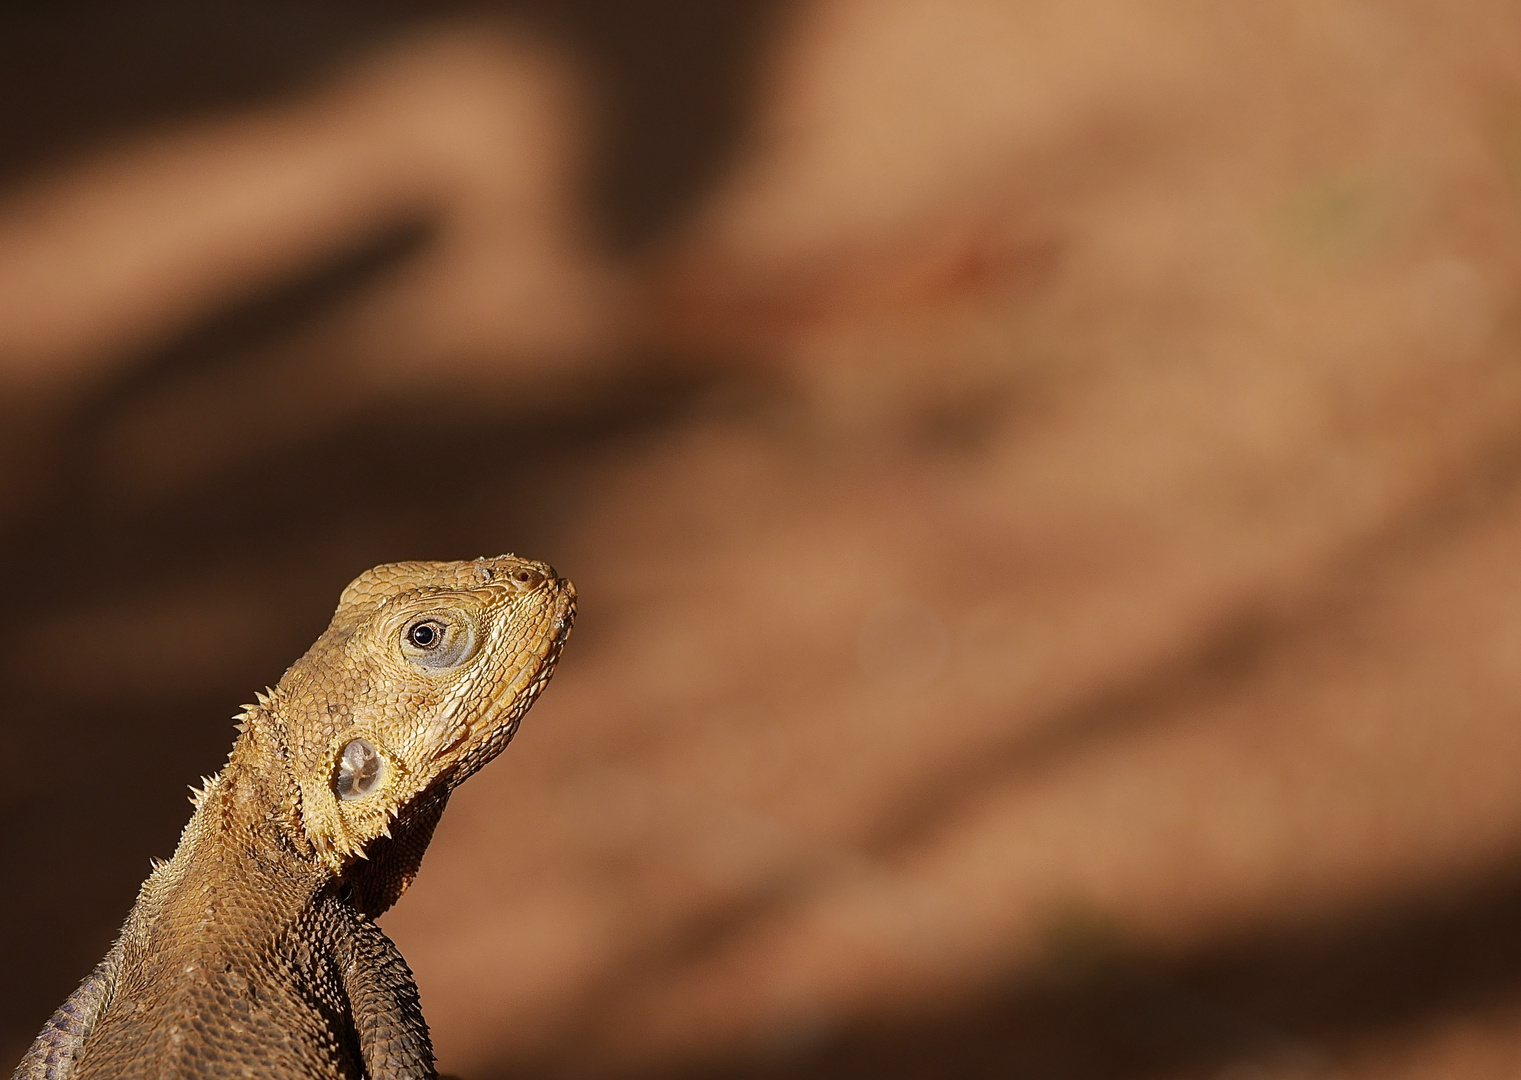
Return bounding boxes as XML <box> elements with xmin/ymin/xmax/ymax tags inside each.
<box><xmin>336</xmin><ymin>739</ymin><xmax>384</xmax><ymax>801</ymax></box>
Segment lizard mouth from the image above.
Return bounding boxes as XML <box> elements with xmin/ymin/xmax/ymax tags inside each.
<box><xmin>439</xmin><ymin>576</ymin><xmax>575</xmax><ymax>786</ymax></box>
<box><xmin>551</xmin><ymin>578</ymin><xmax>576</xmax><ymax>642</ymax></box>
<box><xmin>503</xmin><ymin>579</ymin><xmax>575</xmax><ymax>722</ymax></box>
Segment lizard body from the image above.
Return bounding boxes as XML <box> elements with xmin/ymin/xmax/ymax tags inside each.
<box><xmin>14</xmin><ymin>556</ymin><xmax>575</xmax><ymax>1080</ymax></box>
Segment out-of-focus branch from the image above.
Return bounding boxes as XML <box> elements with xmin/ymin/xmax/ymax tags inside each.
<box><xmin>0</xmin><ymin>24</ymin><xmax>621</xmax><ymax>409</ymax></box>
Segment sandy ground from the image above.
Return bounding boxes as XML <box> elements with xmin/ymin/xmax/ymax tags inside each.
<box><xmin>6</xmin><ymin>3</ymin><xmax>1521</xmax><ymax>1078</ymax></box>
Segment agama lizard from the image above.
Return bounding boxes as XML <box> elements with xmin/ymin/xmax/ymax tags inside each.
<box><xmin>13</xmin><ymin>555</ymin><xmax>575</xmax><ymax>1080</ymax></box>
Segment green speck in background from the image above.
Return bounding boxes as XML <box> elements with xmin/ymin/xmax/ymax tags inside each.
<box><xmin>1270</xmin><ymin>170</ymin><xmax>1394</xmax><ymax>269</ymax></box>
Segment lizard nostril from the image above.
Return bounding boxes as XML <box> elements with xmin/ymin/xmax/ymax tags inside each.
<box><xmin>511</xmin><ymin>566</ymin><xmax>545</xmax><ymax>590</ymax></box>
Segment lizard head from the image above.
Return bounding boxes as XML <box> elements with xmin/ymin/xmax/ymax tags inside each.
<box><xmin>264</xmin><ymin>555</ymin><xmax>575</xmax><ymax>871</ymax></box>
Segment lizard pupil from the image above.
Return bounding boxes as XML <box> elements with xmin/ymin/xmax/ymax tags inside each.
<box><xmin>336</xmin><ymin>739</ymin><xmax>383</xmax><ymax>801</ymax></box>
<box><xmin>408</xmin><ymin>622</ymin><xmax>440</xmax><ymax>648</ymax></box>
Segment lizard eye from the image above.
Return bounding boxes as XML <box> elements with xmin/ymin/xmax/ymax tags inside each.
<box><xmin>399</xmin><ymin>612</ymin><xmax>476</xmax><ymax>670</ymax></box>
<box><xmin>407</xmin><ymin>621</ymin><xmax>442</xmax><ymax>649</ymax></box>
<box><xmin>336</xmin><ymin>739</ymin><xmax>383</xmax><ymax>801</ymax></box>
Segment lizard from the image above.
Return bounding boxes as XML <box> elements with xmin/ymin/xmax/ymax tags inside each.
<box><xmin>13</xmin><ymin>554</ymin><xmax>575</xmax><ymax>1080</ymax></box>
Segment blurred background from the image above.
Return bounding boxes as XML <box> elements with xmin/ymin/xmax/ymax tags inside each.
<box><xmin>6</xmin><ymin>1</ymin><xmax>1521</xmax><ymax>1077</ymax></box>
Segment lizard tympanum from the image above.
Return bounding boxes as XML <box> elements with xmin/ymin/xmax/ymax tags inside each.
<box><xmin>14</xmin><ymin>555</ymin><xmax>575</xmax><ymax>1080</ymax></box>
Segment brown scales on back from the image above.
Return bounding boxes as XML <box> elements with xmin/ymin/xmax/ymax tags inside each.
<box><xmin>14</xmin><ymin>556</ymin><xmax>576</xmax><ymax>1080</ymax></box>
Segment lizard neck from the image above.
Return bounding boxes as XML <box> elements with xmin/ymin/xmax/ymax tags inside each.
<box><xmin>147</xmin><ymin>703</ymin><xmax>451</xmax><ymax>922</ymax></box>
<box><xmin>154</xmin><ymin>707</ymin><xmax>328</xmax><ymax>905</ymax></box>
<box><xmin>123</xmin><ymin>734</ymin><xmax>332</xmax><ymax>962</ymax></box>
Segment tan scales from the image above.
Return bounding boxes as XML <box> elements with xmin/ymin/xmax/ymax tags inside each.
<box><xmin>14</xmin><ymin>555</ymin><xmax>575</xmax><ymax>1080</ymax></box>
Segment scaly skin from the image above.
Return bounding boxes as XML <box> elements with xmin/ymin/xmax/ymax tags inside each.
<box><xmin>14</xmin><ymin>556</ymin><xmax>575</xmax><ymax>1080</ymax></box>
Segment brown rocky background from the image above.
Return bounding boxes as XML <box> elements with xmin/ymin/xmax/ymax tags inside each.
<box><xmin>6</xmin><ymin>2</ymin><xmax>1521</xmax><ymax>1077</ymax></box>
